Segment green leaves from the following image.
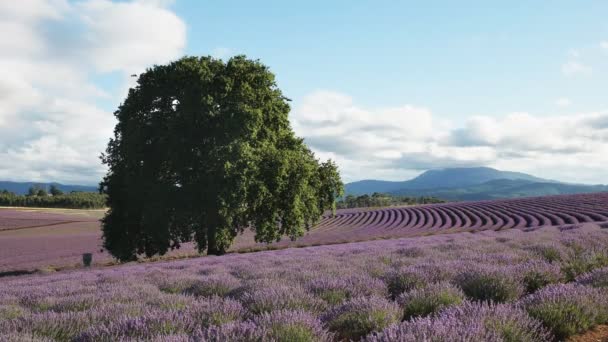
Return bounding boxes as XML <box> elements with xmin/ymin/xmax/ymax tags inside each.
<box><xmin>101</xmin><ymin>56</ymin><xmax>343</xmax><ymax>260</ymax></box>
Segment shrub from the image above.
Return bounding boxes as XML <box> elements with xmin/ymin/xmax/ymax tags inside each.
<box><xmin>576</xmin><ymin>266</ymin><xmax>608</xmax><ymax>288</ymax></box>
<box><xmin>182</xmin><ymin>274</ymin><xmax>241</xmax><ymax>298</ymax></box>
<box><xmin>516</xmin><ymin>261</ymin><xmax>563</xmax><ymax>293</ymax></box>
<box><xmin>307</xmin><ymin>275</ymin><xmax>387</xmax><ymax>305</ymax></box>
<box><xmin>322</xmin><ymin>296</ymin><xmax>401</xmax><ymax>341</ymax></box>
<box><xmin>187</xmin><ymin>297</ymin><xmax>245</xmax><ymax>328</ymax></box>
<box><xmin>192</xmin><ymin>321</ymin><xmax>265</xmax><ymax>342</ymax></box>
<box><xmin>455</xmin><ymin>267</ymin><xmax>524</xmax><ymax>302</ymax></box>
<box><xmin>77</xmin><ymin>311</ymin><xmax>188</xmax><ymax>341</ymax></box>
<box><xmin>254</xmin><ymin>310</ymin><xmax>332</xmax><ymax>342</ymax></box>
<box><xmin>526</xmin><ymin>244</ymin><xmax>563</xmax><ymax>263</ymax></box>
<box><xmin>396</xmin><ymin>246</ymin><xmax>425</xmax><ymax>258</ymax></box>
<box><xmin>18</xmin><ymin>311</ymin><xmax>90</xmax><ymax>341</ymax></box>
<box><xmin>240</xmin><ymin>285</ymin><xmax>325</xmax><ymax>315</ymax></box>
<box><xmin>0</xmin><ymin>333</ymin><xmax>53</xmax><ymax>342</ymax></box>
<box><xmin>365</xmin><ymin>302</ymin><xmax>551</xmax><ymax>342</ymax></box>
<box><xmin>384</xmin><ymin>269</ymin><xmax>427</xmax><ymax>298</ymax></box>
<box><xmin>560</xmin><ymin>239</ymin><xmax>608</xmax><ymax>281</ymax></box>
<box><xmin>0</xmin><ymin>304</ymin><xmax>27</xmax><ymax>320</ymax></box>
<box><xmin>521</xmin><ymin>283</ymin><xmax>608</xmax><ymax>340</ymax></box>
<box><xmin>49</xmin><ymin>295</ymin><xmax>102</xmax><ymax>313</ymax></box>
<box><xmin>397</xmin><ymin>282</ymin><xmax>465</xmax><ymax>320</ymax></box>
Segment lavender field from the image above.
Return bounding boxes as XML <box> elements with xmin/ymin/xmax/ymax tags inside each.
<box><xmin>3</xmin><ymin>193</ymin><xmax>608</xmax><ymax>273</ymax></box>
<box><xmin>1</xmin><ymin>222</ymin><xmax>608</xmax><ymax>341</ymax></box>
<box><xmin>308</xmin><ymin>192</ymin><xmax>608</xmax><ymax>245</ymax></box>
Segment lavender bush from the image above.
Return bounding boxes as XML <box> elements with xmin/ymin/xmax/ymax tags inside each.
<box><xmin>322</xmin><ymin>296</ymin><xmax>401</xmax><ymax>340</ymax></box>
<box><xmin>576</xmin><ymin>266</ymin><xmax>608</xmax><ymax>288</ymax></box>
<box><xmin>191</xmin><ymin>321</ymin><xmax>265</xmax><ymax>342</ymax></box>
<box><xmin>397</xmin><ymin>282</ymin><xmax>465</xmax><ymax>320</ymax></box>
<box><xmin>521</xmin><ymin>283</ymin><xmax>608</xmax><ymax>339</ymax></box>
<box><xmin>365</xmin><ymin>302</ymin><xmax>551</xmax><ymax>342</ymax></box>
<box><xmin>254</xmin><ymin>310</ymin><xmax>332</xmax><ymax>342</ymax></box>
<box><xmin>454</xmin><ymin>266</ymin><xmax>525</xmax><ymax>303</ymax></box>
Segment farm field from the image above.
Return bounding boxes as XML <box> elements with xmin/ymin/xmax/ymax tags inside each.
<box><xmin>268</xmin><ymin>192</ymin><xmax>608</xmax><ymax>248</ymax></box>
<box><xmin>3</xmin><ymin>192</ymin><xmax>608</xmax><ymax>273</ymax></box>
<box><xmin>0</xmin><ymin>208</ymin><xmax>200</xmax><ymax>273</ymax></box>
<box><xmin>1</xmin><ymin>223</ymin><xmax>608</xmax><ymax>340</ymax></box>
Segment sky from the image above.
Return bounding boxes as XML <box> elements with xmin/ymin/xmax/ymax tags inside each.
<box><xmin>1</xmin><ymin>0</ymin><xmax>608</xmax><ymax>185</ymax></box>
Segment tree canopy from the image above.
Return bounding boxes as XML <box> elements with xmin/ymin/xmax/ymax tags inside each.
<box><xmin>101</xmin><ymin>56</ymin><xmax>343</xmax><ymax>260</ymax></box>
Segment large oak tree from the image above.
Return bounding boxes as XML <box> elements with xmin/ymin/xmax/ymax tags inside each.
<box><xmin>101</xmin><ymin>56</ymin><xmax>343</xmax><ymax>260</ymax></box>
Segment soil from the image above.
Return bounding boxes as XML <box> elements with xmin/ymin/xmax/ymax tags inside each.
<box><xmin>569</xmin><ymin>325</ymin><xmax>608</xmax><ymax>342</ymax></box>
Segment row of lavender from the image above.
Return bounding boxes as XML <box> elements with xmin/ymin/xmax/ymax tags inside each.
<box><xmin>0</xmin><ymin>209</ymin><xmax>98</xmax><ymax>231</ymax></box>
<box><xmin>1</xmin><ymin>222</ymin><xmax>608</xmax><ymax>341</ymax></box>
<box><xmin>304</xmin><ymin>192</ymin><xmax>608</xmax><ymax>244</ymax></box>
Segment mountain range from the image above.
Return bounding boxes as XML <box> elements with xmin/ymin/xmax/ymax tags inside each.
<box><xmin>0</xmin><ymin>181</ymin><xmax>98</xmax><ymax>195</ymax></box>
<box><xmin>2</xmin><ymin>167</ymin><xmax>606</xmax><ymax>200</ymax></box>
<box><xmin>345</xmin><ymin>167</ymin><xmax>607</xmax><ymax>201</ymax></box>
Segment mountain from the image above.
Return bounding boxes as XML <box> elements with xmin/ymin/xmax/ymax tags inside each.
<box><xmin>0</xmin><ymin>181</ymin><xmax>98</xmax><ymax>195</ymax></box>
<box><xmin>390</xmin><ymin>179</ymin><xmax>608</xmax><ymax>201</ymax></box>
<box><xmin>345</xmin><ymin>167</ymin><xmax>551</xmax><ymax>196</ymax></box>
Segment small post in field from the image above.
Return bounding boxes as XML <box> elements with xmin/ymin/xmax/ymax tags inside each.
<box><xmin>82</xmin><ymin>253</ymin><xmax>93</xmax><ymax>267</ymax></box>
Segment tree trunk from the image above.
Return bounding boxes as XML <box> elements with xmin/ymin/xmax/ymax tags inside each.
<box><xmin>206</xmin><ymin>227</ymin><xmax>225</xmax><ymax>255</ymax></box>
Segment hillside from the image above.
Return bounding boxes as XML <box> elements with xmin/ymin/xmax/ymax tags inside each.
<box><xmin>390</xmin><ymin>178</ymin><xmax>608</xmax><ymax>201</ymax></box>
<box><xmin>344</xmin><ymin>166</ymin><xmax>608</xmax><ymax>200</ymax></box>
<box><xmin>345</xmin><ymin>167</ymin><xmax>549</xmax><ymax>196</ymax></box>
<box><xmin>0</xmin><ymin>181</ymin><xmax>98</xmax><ymax>195</ymax></box>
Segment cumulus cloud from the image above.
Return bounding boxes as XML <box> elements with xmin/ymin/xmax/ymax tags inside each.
<box><xmin>292</xmin><ymin>91</ymin><xmax>608</xmax><ymax>184</ymax></box>
<box><xmin>601</xmin><ymin>41</ymin><xmax>608</xmax><ymax>50</ymax></box>
<box><xmin>0</xmin><ymin>0</ymin><xmax>186</xmax><ymax>184</ymax></box>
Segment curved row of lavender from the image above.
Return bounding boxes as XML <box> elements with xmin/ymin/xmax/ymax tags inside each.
<box><xmin>1</xmin><ymin>223</ymin><xmax>607</xmax><ymax>341</ymax></box>
<box><xmin>294</xmin><ymin>192</ymin><xmax>608</xmax><ymax>246</ymax></box>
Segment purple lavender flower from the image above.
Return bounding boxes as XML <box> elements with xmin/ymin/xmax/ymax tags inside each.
<box><xmin>454</xmin><ymin>265</ymin><xmax>525</xmax><ymax>302</ymax></box>
<box><xmin>397</xmin><ymin>282</ymin><xmax>465</xmax><ymax>320</ymax></box>
<box><xmin>192</xmin><ymin>321</ymin><xmax>265</xmax><ymax>342</ymax></box>
<box><xmin>254</xmin><ymin>310</ymin><xmax>333</xmax><ymax>342</ymax></box>
<box><xmin>307</xmin><ymin>274</ymin><xmax>387</xmax><ymax>305</ymax></box>
<box><xmin>521</xmin><ymin>283</ymin><xmax>608</xmax><ymax>339</ymax></box>
<box><xmin>322</xmin><ymin>296</ymin><xmax>401</xmax><ymax>340</ymax></box>
<box><xmin>240</xmin><ymin>285</ymin><xmax>325</xmax><ymax>315</ymax></box>
<box><xmin>515</xmin><ymin>260</ymin><xmax>563</xmax><ymax>293</ymax></box>
<box><xmin>365</xmin><ymin>302</ymin><xmax>551</xmax><ymax>342</ymax></box>
<box><xmin>576</xmin><ymin>266</ymin><xmax>608</xmax><ymax>288</ymax></box>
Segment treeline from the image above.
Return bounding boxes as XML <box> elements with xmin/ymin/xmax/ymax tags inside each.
<box><xmin>0</xmin><ymin>189</ymin><xmax>106</xmax><ymax>209</ymax></box>
<box><xmin>337</xmin><ymin>192</ymin><xmax>445</xmax><ymax>209</ymax></box>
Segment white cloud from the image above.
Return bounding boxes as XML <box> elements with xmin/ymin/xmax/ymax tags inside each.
<box><xmin>556</xmin><ymin>98</ymin><xmax>571</xmax><ymax>107</ymax></box>
<box><xmin>561</xmin><ymin>61</ymin><xmax>592</xmax><ymax>76</ymax></box>
<box><xmin>600</xmin><ymin>41</ymin><xmax>608</xmax><ymax>50</ymax></box>
<box><xmin>77</xmin><ymin>0</ymin><xmax>186</xmax><ymax>73</ymax></box>
<box><xmin>0</xmin><ymin>0</ymin><xmax>186</xmax><ymax>184</ymax></box>
<box><xmin>292</xmin><ymin>90</ymin><xmax>608</xmax><ymax>184</ymax></box>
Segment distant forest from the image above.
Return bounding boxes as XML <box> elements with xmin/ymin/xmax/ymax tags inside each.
<box><xmin>337</xmin><ymin>192</ymin><xmax>445</xmax><ymax>209</ymax></box>
<box><xmin>0</xmin><ymin>186</ymin><xmax>106</xmax><ymax>209</ymax></box>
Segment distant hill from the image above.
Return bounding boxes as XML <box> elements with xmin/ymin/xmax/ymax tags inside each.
<box><xmin>345</xmin><ymin>167</ymin><xmax>551</xmax><ymax>196</ymax></box>
<box><xmin>0</xmin><ymin>181</ymin><xmax>98</xmax><ymax>195</ymax></box>
<box><xmin>390</xmin><ymin>178</ymin><xmax>608</xmax><ymax>201</ymax></box>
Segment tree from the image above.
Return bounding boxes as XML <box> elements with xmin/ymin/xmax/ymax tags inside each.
<box><xmin>27</xmin><ymin>184</ymin><xmax>45</xmax><ymax>197</ymax></box>
<box><xmin>49</xmin><ymin>185</ymin><xmax>63</xmax><ymax>196</ymax></box>
<box><xmin>101</xmin><ymin>56</ymin><xmax>344</xmax><ymax>261</ymax></box>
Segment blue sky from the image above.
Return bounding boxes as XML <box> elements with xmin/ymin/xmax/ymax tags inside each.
<box><xmin>169</xmin><ymin>1</ymin><xmax>608</xmax><ymax>118</ymax></box>
<box><xmin>1</xmin><ymin>0</ymin><xmax>608</xmax><ymax>184</ymax></box>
